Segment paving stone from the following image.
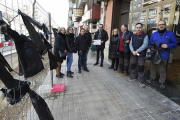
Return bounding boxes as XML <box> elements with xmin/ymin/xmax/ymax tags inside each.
<box><xmin>26</xmin><ymin>52</ymin><xmax>180</xmax><ymax>120</ymax></box>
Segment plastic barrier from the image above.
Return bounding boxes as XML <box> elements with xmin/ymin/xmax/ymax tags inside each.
<box><xmin>0</xmin><ymin>43</ymin><xmax>4</xmax><ymax>48</ymax></box>
<box><xmin>8</xmin><ymin>42</ymin><xmax>12</xmax><ymax>46</ymax></box>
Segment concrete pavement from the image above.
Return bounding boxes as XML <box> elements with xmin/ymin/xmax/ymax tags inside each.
<box><xmin>26</xmin><ymin>51</ymin><xmax>180</xmax><ymax>120</ymax></box>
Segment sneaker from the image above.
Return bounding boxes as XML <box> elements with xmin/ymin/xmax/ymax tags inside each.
<box><xmin>116</xmin><ymin>71</ymin><xmax>123</xmax><ymax>74</ymax></box>
<box><xmin>93</xmin><ymin>63</ymin><xmax>99</xmax><ymax>66</ymax></box>
<box><xmin>128</xmin><ymin>77</ymin><xmax>137</xmax><ymax>81</ymax></box>
<box><xmin>84</xmin><ymin>68</ymin><xmax>89</xmax><ymax>72</ymax></box>
<box><xmin>122</xmin><ymin>72</ymin><xmax>128</xmax><ymax>77</ymax></box>
<box><xmin>56</xmin><ymin>74</ymin><xmax>63</xmax><ymax>78</ymax></box>
<box><xmin>160</xmin><ymin>83</ymin><xmax>165</xmax><ymax>89</ymax></box>
<box><xmin>146</xmin><ymin>78</ymin><xmax>155</xmax><ymax>83</ymax></box>
<box><xmin>139</xmin><ymin>82</ymin><xmax>146</xmax><ymax>88</ymax></box>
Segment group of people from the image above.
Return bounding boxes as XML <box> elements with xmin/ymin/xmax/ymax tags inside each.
<box><xmin>54</xmin><ymin>25</ymin><xmax>92</xmax><ymax>78</ymax></box>
<box><xmin>54</xmin><ymin>20</ymin><xmax>177</xmax><ymax>90</ymax></box>
<box><xmin>107</xmin><ymin>20</ymin><xmax>177</xmax><ymax>89</ymax></box>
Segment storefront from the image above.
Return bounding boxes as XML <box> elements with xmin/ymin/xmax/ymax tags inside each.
<box><xmin>128</xmin><ymin>0</ymin><xmax>180</xmax><ymax>90</ymax></box>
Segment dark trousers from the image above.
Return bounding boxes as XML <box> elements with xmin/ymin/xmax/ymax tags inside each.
<box><xmin>78</xmin><ymin>51</ymin><xmax>87</xmax><ymax>70</ymax></box>
<box><xmin>96</xmin><ymin>48</ymin><xmax>104</xmax><ymax>65</ymax></box>
<box><xmin>118</xmin><ymin>51</ymin><xmax>130</xmax><ymax>73</ymax></box>
<box><xmin>130</xmin><ymin>55</ymin><xmax>145</xmax><ymax>83</ymax></box>
<box><xmin>111</xmin><ymin>58</ymin><xmax>119</xmax><ymax>69</ymax></box>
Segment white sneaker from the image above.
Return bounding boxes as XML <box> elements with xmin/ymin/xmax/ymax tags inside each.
<box><xmin>128</xmin><ymin>77</ymin><xmax>137</xmax><ymax>81</ymax></box>
<box><xmin>139</xmin><ymin>82</ymin><xmax>146</xmax><ymax>88</ymax></box>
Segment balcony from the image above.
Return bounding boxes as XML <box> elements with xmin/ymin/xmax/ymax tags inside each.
<box><xmin>68</xmin><ymin>21</ymin><xmax>72</xmax><ymax>26</ymax></box>
<box><xmin>142</xmin><ymin>0</ymin><xmax>161</xmax><ymax>6</ymax></box>
<box><xmin>78</xmin><ymin>0</ymin><xmax>87</xmax><ymax>8</ymax></box>
<box><xmin>69</xmin><ymin>11</ymin><xmax>72</xmax><ymax>17</ymax></box>
<box><xmin>69</xmin><ymin>2</ymin><xmax>73</xmax><ymax>9</ymax></box>
<box><xmin>81</xmin><ymin>5</ymin><xmax>100</xmax><ymax>22</ymax></box>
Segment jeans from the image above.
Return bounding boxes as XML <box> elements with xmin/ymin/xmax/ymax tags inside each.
<box><xmin>96</xmin><ymin>48</ymin><xmax>104</xmax><ymax>64</ymax></box>
<box><xmin>81</xmin><ymin>48</ymin><xmax>89</xmax><ymax>67</ymax></box>
<box><xmin>78</xmin><ymin>51</ymin><xmax>87</xmax><ymax>70</ymax></box>
<box><xmin>67</xmin><ymin>52</ymin><xmax>73</xmax><ymax>72</ymax></box>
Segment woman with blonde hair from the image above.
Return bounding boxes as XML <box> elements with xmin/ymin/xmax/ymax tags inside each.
<box><xmin>66</xmin><ymin>27</ymin><xmax>75</xmax><ymax>78</ymax></box>
<box><xmin>108</xmin><ymin>28</ymin><xmax>119</xmax><ymax>71</ymax></box>
<box><xmin>54</xmin><ymin>27</ymin><xmax>67</xmax><ymax>78</ymax></box>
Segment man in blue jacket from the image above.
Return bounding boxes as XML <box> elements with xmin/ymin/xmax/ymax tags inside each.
<box><xmin>146</xmin><ymin>20</ymin><xmax>177</xmax><ymax>89</ymax></box>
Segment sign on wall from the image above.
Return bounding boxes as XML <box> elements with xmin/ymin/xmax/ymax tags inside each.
<box><xmin>74</xmin><ymin>9</ymin><xmax>84</xmax><ymax>17</ymax></box>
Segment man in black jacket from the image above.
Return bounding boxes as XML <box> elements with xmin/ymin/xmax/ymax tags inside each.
<box><xmin>81</xmin><ymin>25</ymin><xmax>92</xmax><ymax>69</ymax></box>
<box><xmin>93</xmin><ymin>24</ymin><xmax>109</xmax><ymax>67</ymax></box>
<box><xmin>75</xmin><ymin>28</ymin><xmax>89</xmax><ymax>73</ymax></box>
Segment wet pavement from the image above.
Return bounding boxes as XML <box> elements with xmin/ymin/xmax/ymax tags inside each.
<box><xmin>27</xmin><ymin>51</ymin><xmax>180</xmax><ymax>120</ymax></box>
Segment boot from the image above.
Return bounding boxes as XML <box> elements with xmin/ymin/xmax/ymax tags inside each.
<box><xmin>67</xmin><ymin>71</ymin><xmax>73</xmax><ymax>78</ymax></box>
<box><xmin>70</xmin><ymin>71</ymin><xmax>74</xmax><ymax>74</ymax></box>
<box><xmin>56</xmin><ymin>74</ymin><xmax>63</xmax><ymax>78</ymax></box>
<box><xmin>108</xmin><ymin>66</ymin><xmax>113</xmax><ymax>69</ymax></box>
<box><xmin>122</xmin><ymin>72</ymin><xmax>128</xmax><ymax>77</ymax></box>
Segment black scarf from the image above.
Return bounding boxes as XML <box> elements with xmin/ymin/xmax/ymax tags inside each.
<box><xmin>114</xmin><ymin>34</ymin><xmax>118</xmax><ymax>37</ymax></box>
<box><xmin>158</xmin><ymin>28</ymin><xmax>166</xmax><ymax>36</ymax></box>
<box><xmin>59</xmin><ymin>33</ymin><xmax>66</xmax><ymax>40</ymax></box>
<box><xmin>68</xmin><ymin>33</ymin><xmax>74</xmax><ymax>38</ymax></box>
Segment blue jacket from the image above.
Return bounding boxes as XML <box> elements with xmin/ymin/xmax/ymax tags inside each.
<box><xmin>117</xmin><ymin>31</ymin><xmax>132</xmax><ymax>53</ymax></box>
<box><xmin>148</xmin><ymin>30</ymin><xmax>177</xmax><ymax>59</ymax></box>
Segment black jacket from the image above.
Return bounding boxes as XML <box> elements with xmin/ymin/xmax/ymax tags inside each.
<box><xmin>54</xmin><ymin>33</ymin><xmax>66</xmax><ymax>62</ymax></box>
<box><xmin>109</xmin><ymin>35</ymin><xmax>118</xmax><ymax>59</ymax></box>
<box><xmin>85</xmin><ymin>31</ymin><xmax>92</xmax><ymax>48</ymax></box>
<box><xmin>94</xmin><ymin>29</ymin><xmax>108</xmax><ymax>49</ymax></box>
<box><xmin>66</xmin><ymin>33</ymin><xmax>75</xmax><ymax>53</ymax></box>
<box><xmin>75</xmin><ymin>34</ymin><xmax>88</xmax><ymax>52</ymax></box>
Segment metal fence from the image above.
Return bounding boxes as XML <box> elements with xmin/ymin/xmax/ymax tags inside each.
<box><xmin>0</xmin><ymin>0</ymin><xmax>59</xmax><ymax>119</ymax></box>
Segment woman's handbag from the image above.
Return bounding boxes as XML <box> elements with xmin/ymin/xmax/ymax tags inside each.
<box><xmin>59</xmin><ymin>51</ymin><xmax>66</xmax><ymax>58</ymax></box>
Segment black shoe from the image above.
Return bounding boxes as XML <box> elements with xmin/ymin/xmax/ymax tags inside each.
<box><xmin>67</xmin><ymin>71</ymin><xmax>73</xmax><ymax>78</ymax></box>
<box><xmin>84</xmin><ymin>68</ymin><xmax>89</xmax><ymax>72</ymax></box>
<box><xmin>78</xmin><ymin>69</ymin><xmax>81</xmax><ymax>73</ymax></box>
<box><xmin>160</xmin><ymin>83</ymin><xmax>165</xmax><ymax>89</ymax></box>
<box><xmin>70</xmin><ymin>71</ymin><xmax>74</xmax><ymax>74</ymax></box>
<box><xmin>114</xmin><ymin>68</ymin><xmax>117</xmax><ymax>71</ymax></box>
<box><xmin>60</xmin><ymin>72</ymin><xmax>64</xmax><ymax>76</ymax></box>
<box><xmin>56</xmin><ymin>74</ymin><xmax>63</xmax><ymax>78</ymax></box>
<box><xmin>93</xmin><ymin>63</ymin><xmax>99</xmax><ymax>66</ymax></box>
<box><xmin>100</xmin><ymin>64</ymin><xmax>103</xmax><ymax>67</ymax></box>
<box><xmin>146</xmin><ymin>78</ymin><xmax>155</xmax><ymax>83</ymax></box>
<box><xmin>108</xmin><ymin>66</ymin><xmax>113</xmax><ymax>69</ymax></box>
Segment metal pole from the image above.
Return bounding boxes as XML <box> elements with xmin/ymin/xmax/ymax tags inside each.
<box><xmin>48</xmin><ymin>12</ymin><xmax>53</xmax><ymax>88</ymax></box>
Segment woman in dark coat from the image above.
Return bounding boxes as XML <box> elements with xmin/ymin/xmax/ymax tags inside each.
<box><xmin>54</xmin><ymin>27</ymin><xmax>67</xmax><ymax>78</ymax></box>
<box><xmin>66</xmin><ymin>27</ymin><xmax>75</xmax><ymax>78</ymax></box>
<box><xmin>109</xmin><ymin>28</ymin><xmax>119</xmax><ymax>71</ymax></box>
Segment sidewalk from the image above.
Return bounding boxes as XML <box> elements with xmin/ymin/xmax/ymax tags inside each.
<box><xmin>27</xmin><ymin>51</ymin><xmax>180</xmax><ymax>120</ymax></box>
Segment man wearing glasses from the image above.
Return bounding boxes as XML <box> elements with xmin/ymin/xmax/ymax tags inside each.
<box><xmin>146</xmin><ymin>20</ymin><xmax>177</xmax><ymax>89</ymax></box>
<box><xmin>94</xmin><ymin>24</ymin><xmax>108</xmax><ymax>67</ymax></box>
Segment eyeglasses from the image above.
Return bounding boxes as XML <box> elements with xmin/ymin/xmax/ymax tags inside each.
<box><xmin>158</xmin><ymin>24</ymin><xmax>166</xmax><ymax>26</ymax></box>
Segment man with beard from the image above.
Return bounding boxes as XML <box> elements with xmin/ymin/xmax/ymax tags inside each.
<box><xmin>146</xmin><ymin>20</ymin><xmax>177</xmax><ymax>89</ymax></box>
<box><xmin>129</xmin><ymin>23</ymin><xmax>148</xmax><ymax>88</ymax></box>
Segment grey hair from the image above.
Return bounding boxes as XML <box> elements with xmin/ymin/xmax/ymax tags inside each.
<box><xmin>58</xmin><ymin>27</ymin><xmax>66</xmax><ymax>34</ymax></box>
<box><xmin>158</xmin><ymin>20</ymin><xmax>166</xmax><ymax>25</ymax></box>
<box><xmin>121</xmin><ymin>24</ymin><xmax>128</xmax><ymax>30</ymax></box>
